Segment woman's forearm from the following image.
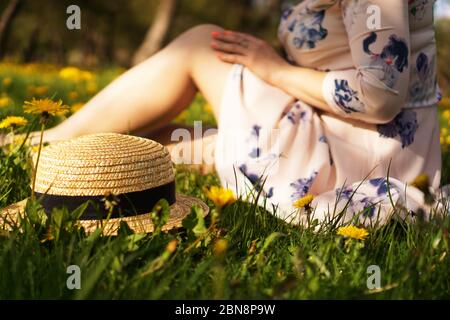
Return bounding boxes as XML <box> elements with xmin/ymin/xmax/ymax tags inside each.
<box><xmin>210</xmin><ymin>30</ymin><xmax>334</xmax><ymax>113</ymax></box>
<box><xmin>270</xmin><ymin>63</ymin><xmax>333</xmax><ymax>113</ymax></box>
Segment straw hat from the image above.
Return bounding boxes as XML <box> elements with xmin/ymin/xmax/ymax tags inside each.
<box><xmin>0</xmin><ymin>133</ymin><xmax>209</xmax><ymax>235</ymax></box>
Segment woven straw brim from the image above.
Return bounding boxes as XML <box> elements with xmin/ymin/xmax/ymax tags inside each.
<box><xmin>0</xmin><ymin>194</ymin><xmax>209</xmax><ymax>236</ymax></box>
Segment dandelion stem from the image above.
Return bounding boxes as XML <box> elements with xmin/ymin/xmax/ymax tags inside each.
<box><xmin>31</xmin><ymin>122</ymin><xmax>45</xmax><ymax>200</ymax></box>
<box><xmin>17</xmin><ymin>117</ymin><xmax>39</xmax><ymax>152</ymax></box>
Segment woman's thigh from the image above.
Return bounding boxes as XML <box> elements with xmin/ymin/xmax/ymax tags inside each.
<box><xmin>170</xmin><ymin>24</ymin><xmax>234</xmax><ymax>121</ymax></box>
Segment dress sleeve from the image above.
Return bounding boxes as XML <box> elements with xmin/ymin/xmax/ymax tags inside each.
<box><xmin>321</xmin><ymin>0</ymin><xmax>411</xmax><ymax>124</ymax></box>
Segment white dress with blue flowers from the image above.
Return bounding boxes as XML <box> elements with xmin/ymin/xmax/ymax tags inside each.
<box><xmin>214</xmin><ymin>0</ymin><xmax>446</xmax><ymax>226</ymax></box>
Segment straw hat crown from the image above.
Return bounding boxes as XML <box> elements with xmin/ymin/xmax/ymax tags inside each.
<box><xmin>34</xmin><ymin>133</ymin><xmax>175</xmax><ymax>196</ymax></box>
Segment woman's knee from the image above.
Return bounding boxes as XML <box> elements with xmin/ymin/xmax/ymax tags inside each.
<box><xmin>184</xmin><ymin>24</ymin><xmax>224</xmax><ymax>40</ymax></box>
<box><xmin>172</xmin><ymin>24</ymin><xmax>223</xmax><ymax>51</ymax></box>
<box><xmin>167</xmin><ymin>24</ymin><xmax>224</xmax><ymax>72</ymax></box>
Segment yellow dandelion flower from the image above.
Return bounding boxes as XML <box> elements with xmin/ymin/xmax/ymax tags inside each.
<box><xmin>59</xmin><ymin>67</ymin><xmax>93</xmax><ymax>82</ymax></box>
<box><xmin>81</xmin><ymin>71</ymin><xmax>93</xmax><ymax>81</ymax></box>
<box><xmin>446</xmin><ymin>135</ymin><xmax>450</xmax><ymax>145</ymax></box>
<box><xmin>26</xmin><ymin>85</ymin><xmax>34</xmax><ymax>94</ymax></box>
<box><xmin>441</xmin><ymin>127</ymin><xmax>448</xmax><ymax>136</ymax></box>
<box><xmin>205</xmin><ymin>186</ymin><xmax>236</xmax><ymax>208</ymax></box>
<box><xmin>13</xmin><ymin>135</ymin><xmax>26</xmax><ymax>146</ymax></box>
<box><xmin>2</xmin><ymin>77</ymin><xmax>12</xmax><ymax>87</ymax></box>
<box><xmin>59</xmin><ymin>67</ymin><xmax>79</xmax><ymax>80</ymax></box>
<box><xmin>0</xmin><ymin>116</ymin><xmax>28</xmax><ymax>129</ymax></box>
<box><xmin>71</xmin><ymin>102</ymin><xmax>85</xmax><ymax>113</ymax></box>
<box><xmin>31</xmin><ymin>145</ymin><xmax>41</xmax><ymax>153</ymax></box>
<box><xmin>443</xmin><ymin>110</ymin><xmax>450</xmax><ymax>119</ymax></box>
<box><xmin>0</xmin><ymin>96</ymin><xmax>10</xmax><ymax>108</ymax></box>
<box><xmin>174</xmin><ymin>110</ymin><xmax>188</xmax><ymax>123</ymax></box>
<box><xmin>165</xmin><ymin>239</ymin><xmax>178</xmax><ymax>254</ymax></box>
<box><xmin>86</xmin><ymin>81</ymin><xmax>98</xmax><ymax>94</ymax></box>
<box><xmin>410</xmin><ymin>173</ymin><xmax>430</xmax><ymax>193</ymax></box>
<box><xmin>68</xmin><ymin>91</ymin><xmax>79</xmax><ymax>100</ymax></box>
<box><xmin>24</xmin><ymin>98</ymin><xmax>70</xmax><ymax>116</ymax></box>
<box><xmin>33</xmin><ymin>85</ymin><xmax>49</xmax><ymax>95</ymax></box>
<box><xmin>293</xmin><ymin>194</ymin><xmax>314</xmax><ymax>208</ymax></box>
<box><xmin>337</xmin><ymin>225</ymin><xmax>369</xmax><ymax>241</ymax></box>
<box><xmin>439</xmin><ymin>97</ymin><xmax>450</xmax><ymax>109</ymax></box>
<box><xmin>204</xmin><ymin>103</ymin><xmax>214</xmax><ymax>114</ymax></box>
<box><xmin>214</xmin><ymin>239</ymin><xmax>228</xmax><ymax>257</ymax></box>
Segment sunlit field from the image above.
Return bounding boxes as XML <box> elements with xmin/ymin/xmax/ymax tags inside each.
<box><xmin>0</xmin><ymin>63</ymin><xmax>449</xmax><ymax>299</ymax></box>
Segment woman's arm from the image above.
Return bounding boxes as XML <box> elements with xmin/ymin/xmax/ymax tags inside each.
<box><xmin>211</xmin><ymin>30</ymin><xmax>332</xmax><ymax>112</ymax></box>
<box><xmin>211</xmin><ymin>0</ymin><xmax>411</xmax><ymax>125</ymax></box>
<box><xmin>270</xmin><ymin>63</ymin><xmax>331</xmax><ymax>112</ymax></box>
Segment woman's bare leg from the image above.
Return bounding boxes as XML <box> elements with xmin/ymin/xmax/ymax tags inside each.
<box><xmin>42</xmin><ymin>24</ymin><xmax>232</xmax><ymax>144</ymax></box>
<box><xmin>149</xmin><ymin>123</ymin><xmax>218</xmax><ymax>174</ymax></box>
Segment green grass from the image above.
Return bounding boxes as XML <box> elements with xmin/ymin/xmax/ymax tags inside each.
<box><xmin>0</xmin><ymin>63</ymin><xmax>449</xmax><ymax>299</ymax></box>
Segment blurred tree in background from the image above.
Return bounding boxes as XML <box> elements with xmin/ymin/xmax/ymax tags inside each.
<box><xmin>132</xmin><ymin>0</ymin><xmax>177</xmax><ymax>65</ymax></box>
<box><xmin>0</xmin><ymin>0</ymin><xmax>449</xmax><ymax>94</ymax></box>
<box><xmin>0</xmin><ymin>0</ymin><xmax>22</xmax><ymax>59</ymax></box>
<box><xmin>0</xmin><ymin>0</ymin><xmax>288</xmax><ymax>67</ymax></box>
<box><xmin>436</xmin><ymin>18</ymin><xmax>450</xmax><ymax>96</ymax></box>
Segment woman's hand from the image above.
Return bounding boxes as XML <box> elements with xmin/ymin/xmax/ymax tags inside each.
<box><xmin>210</xmin><ymin>29</ymin><xmax>330</xmax><ymax>113</ymax></box>
<box><xmin>210</xmin><ymin>30</ymin><xmax>289</xmax><ymax>86</ymax></box>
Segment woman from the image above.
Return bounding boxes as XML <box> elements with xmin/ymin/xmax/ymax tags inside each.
<box><xmin>13</xmin><ymin>1</ymin><xmax>447</xmax><ymax>225</ymax></box>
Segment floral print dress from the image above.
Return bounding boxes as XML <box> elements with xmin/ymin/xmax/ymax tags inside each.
<box><xmin>214</xmin><ymin>0</ymin><xmax>446</xmax><ymax>226</ymax></box>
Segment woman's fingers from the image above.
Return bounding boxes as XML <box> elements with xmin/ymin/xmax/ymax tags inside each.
<box><xmin>211</xmin><ymin>30</ymin><xmax>255</xmax><ymax>45</ymax></box>
<box><xmin>216</xmin><ymin>52</ymin><xmax>246</xmax><ymax>65</ymax></box>
<box><xmin>210</xmin><ymin>30</ymin><xmax>265</xmax><ymax>67</ymax></box>
<box><xmin>210</xmin><ymin>30</ymin><xmax>256</xmax><ymax>56</ymax></box>
<box><xmin>211</xmin><ymin>40</ymin><xmax>247</xmax><ymax>55</ymax></box>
